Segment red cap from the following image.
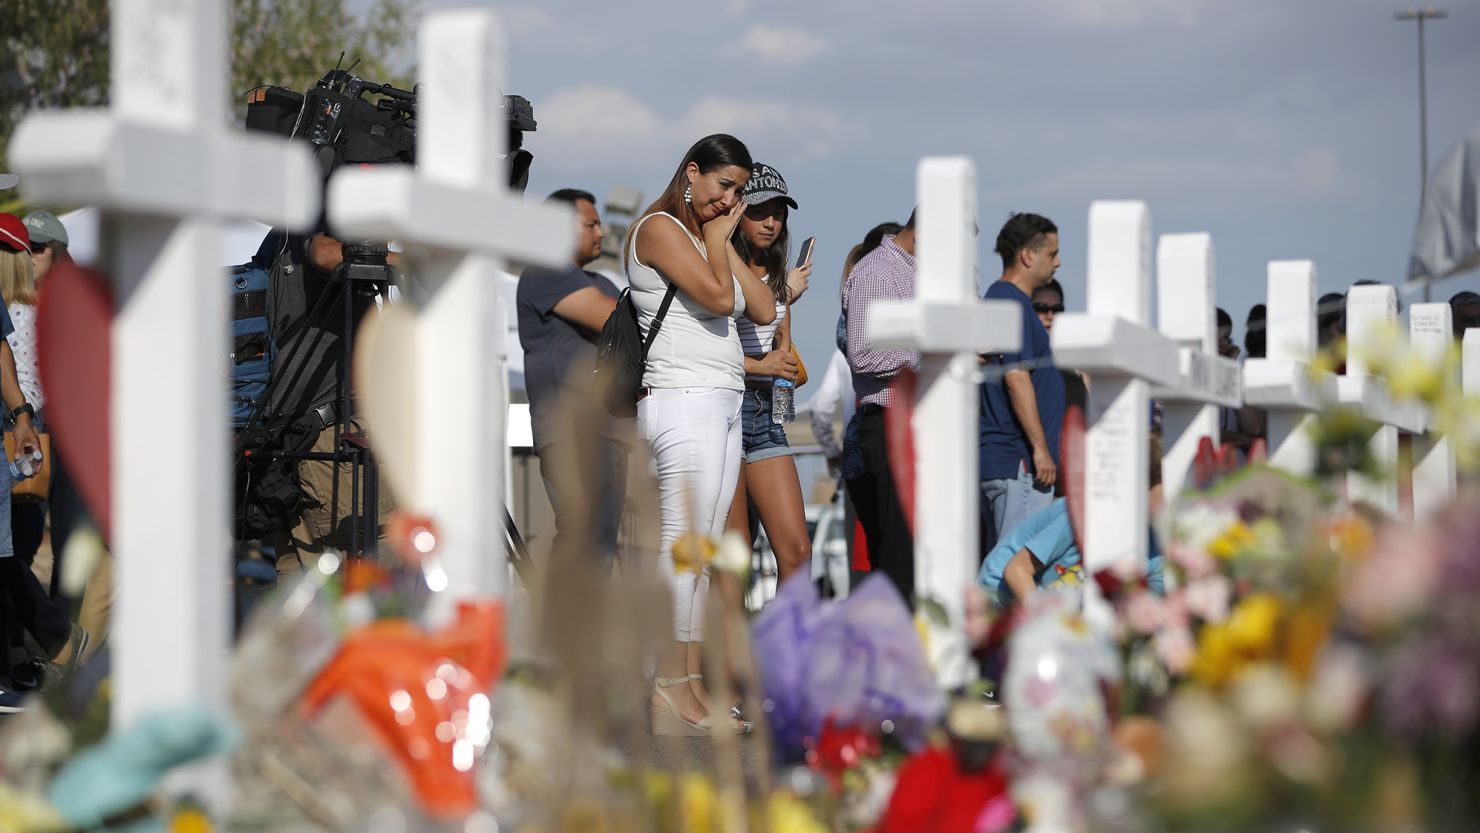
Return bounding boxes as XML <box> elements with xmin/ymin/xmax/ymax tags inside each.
<box><xmin>0</xmin><ymin>214</ymin><xmax>29</xmax><ymax>252</ymax></box>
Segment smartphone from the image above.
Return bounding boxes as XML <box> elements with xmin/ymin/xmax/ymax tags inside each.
<box><xmin>796</xmin><ymin>236</ymin><xmax>816</xmax><ymax>268</ymax></box>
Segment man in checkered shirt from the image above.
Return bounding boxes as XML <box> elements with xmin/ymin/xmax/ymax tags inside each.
<box><xmin>843</xmin><ymin>210</ymin><xmax>918</xmax><ymax>603</ymax></box>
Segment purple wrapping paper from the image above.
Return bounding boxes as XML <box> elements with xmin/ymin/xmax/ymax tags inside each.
<box><xmin>752</xmin><ymin>574</ymin><xmax>946</xmax><ymax>760</ymax></box>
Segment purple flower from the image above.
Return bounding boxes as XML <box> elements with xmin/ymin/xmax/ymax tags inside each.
<box><xmin>1381</xmin><ymin>637</ymin><xmax>1480</xmax><ymax>739</ymax></box>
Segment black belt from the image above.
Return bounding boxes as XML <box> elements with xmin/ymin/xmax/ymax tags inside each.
<box><xmin>861</xmin><ymin>403</ymin><xmax>885</xmax><ymax>416</ymax></box>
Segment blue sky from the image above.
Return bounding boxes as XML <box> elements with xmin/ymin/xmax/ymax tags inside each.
<box><xmin>439</xmin><ymin>0</ymin><xmax>1480</xmax><ymax>392</ymax></box>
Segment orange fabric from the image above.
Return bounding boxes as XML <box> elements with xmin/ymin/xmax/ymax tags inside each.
<box><xmin>303</xmin><ymin>600</ymin><xmax>506</xmax><ymax>818</ymax></box>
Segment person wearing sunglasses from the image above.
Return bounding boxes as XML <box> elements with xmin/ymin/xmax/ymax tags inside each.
<box><xmin>980</xmin><ymin>213</ymin><xmax>1066</xmax><ymax>556</ymax></box>
<box><xmin>1031</xmin><ymin>278</ymin><xmax>1086</xmax><ymax>438</ymax></box>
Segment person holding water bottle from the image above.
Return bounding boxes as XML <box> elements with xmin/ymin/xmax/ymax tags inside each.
<box><xmin>723</xmin><ymin>163</ymin><xmax>815</xmax><ymax>586</ymax></box>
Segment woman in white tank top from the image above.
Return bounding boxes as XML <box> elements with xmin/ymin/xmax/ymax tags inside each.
<box><xmin>723</xmin><ymin>163</ymin><xmax>818</xmax><ymax>589</ymax></box>
<box><xmin>626</xmin><ymin>134</ymin><xmax>775</xmax><ymax>735</ymax></box>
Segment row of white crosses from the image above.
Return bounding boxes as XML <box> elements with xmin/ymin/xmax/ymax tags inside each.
<box><xmin>868</xmin><ymin>184</ymin><xmax>1478</xmax><ymax>689</ymax></box>
<box><xmin>11</xmin><ymin>0</ymin><xmax>568</xmax><ymax>807</ymax></box>
<box><xmin>1051</xmin><ymin>202</ymin><xmax>1473</xmax><ymax>587</ymax></box>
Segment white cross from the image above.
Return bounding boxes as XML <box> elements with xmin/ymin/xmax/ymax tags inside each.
<box><xmin>8</xmin><ymin>0</ymin><xmax>317</xmax><ymax>737</ymax></box>
<box><xmin>1341</xmin><ymin>284</ymin><xmax>1427</xmax><ymax>514</ymax></box>
<box><xmin>1152</xmin><ymin>233</ymin><xmax>1242</xmax><ymax>497</ymax></box>
<box><xmin>328</xmin><ymin>10</ymin><xmax>572</xmax><ymax>610</ymax></box>
<box><xmin>1409</xmin><ymin>302</ymin><xmax>1456</xmax><ymax>519</ymax></box>
<box><xmin>1053</xmin><ymin>201</ymin><xmax>1180</xmax><ymax>574</ymax></box>
<box><xmin>865</xmin><ymin>157</ymin><xmax>1020</xmax><ymax>689</ymax></box>
<box><xmin>1466</xmin><ymin>329</ymin><xmax>1480</xmax><ymax>398</ymax></box>
<box><xmin>1242</xmin><ymin>261</ymin><xmax>1335</xmax><ymax>476</ymax></box>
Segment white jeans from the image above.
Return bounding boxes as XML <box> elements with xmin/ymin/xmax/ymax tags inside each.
<box><xmin>638</xmin><ymin>387</ymin><xmax>743</xmax><ymax>642</ymax></box>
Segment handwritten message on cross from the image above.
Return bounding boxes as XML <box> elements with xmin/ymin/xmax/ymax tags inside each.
<box><xmin>1409</xmin><ymin>302</ymin><xmax>1456</xmax><ymax>519</ymax></box>
<box><xmin>1053</xmin><ymin>201</ymin><xmax>1179</xmax><ymax>573</ymax></box>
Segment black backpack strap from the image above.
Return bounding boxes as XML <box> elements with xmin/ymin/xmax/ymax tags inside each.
<box><xmin>641</xmin><ymin>281</ymin><xmax>680</xmax><ymax>361</ymax></box>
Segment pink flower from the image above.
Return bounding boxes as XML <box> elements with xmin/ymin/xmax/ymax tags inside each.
<box><xmin>975</xmin><ymin>793</ymin><xmax>1017</xmax><ymax>833</ymax></box>
<box><xmin>1168</xmin><ymin>542</ymin><xmax>1218</xmax><ymax>580</ymax></box>
<box><xmin>1344</xmin><ymin>526</ymin><xmax>1443</xmax><ymax>631</ymax></box>
<box><xmin>1123</xmin><ymin>591</ymin><xmax>1167</xmax><ymax>635</ymax></box>
<box><xmin>1184</xmin><ymin>575</ymin><xmax>1233</xmax><ymax>624</ymax></box>
<box><xmin>1155</xmin><ymin>623</ymin><xmax>1196</xmax><ymax>675</ymax></box>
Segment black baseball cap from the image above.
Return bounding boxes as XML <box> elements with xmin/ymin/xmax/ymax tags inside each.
<box><xmin>741</xmin><ymin>163</ymin><xmax>798</xmax><ymax>210</ymax></box>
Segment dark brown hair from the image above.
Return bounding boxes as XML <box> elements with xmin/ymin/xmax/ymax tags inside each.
<box><xmin>625</xmin><ymin>134</ymin><xmax>752</xmax><ymax>262</ymax></box>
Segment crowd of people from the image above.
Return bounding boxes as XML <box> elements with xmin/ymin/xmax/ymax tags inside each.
<box><xmin>2</xmin><ymin>129</ymin><xmax>1479</xmax><ymax>727</ymax></box>
<box><xmin>515</xmin><ymin>131</ymin><xmax>1480</xmax><ymax>736</ymax></box>
<box><xmin>0</xmin><ymin>209</ymin><xmax>91</xmax><ymax>712</ymax></box>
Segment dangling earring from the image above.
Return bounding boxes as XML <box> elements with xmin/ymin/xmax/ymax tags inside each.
<box><xmin>684</xmin><ymin>181</ymin><xmax>693</xmax><ymax>206</ymax></box>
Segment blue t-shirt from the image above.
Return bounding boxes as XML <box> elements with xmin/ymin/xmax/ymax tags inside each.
<box><xmin>976</xmin><ymin>498</ymin><xmax>1165</xmax><ymax>607</ymax></box>
<box><xmin>979</xmin><ymin>281</ymin><xmax>1065</xmax><ymax>481</ymax></box>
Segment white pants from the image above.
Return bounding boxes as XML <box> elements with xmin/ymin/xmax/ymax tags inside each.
<box><xmin>638</xmin><ymin>387</ymin><xmax>743</xmax><ymax>642</ymax></box>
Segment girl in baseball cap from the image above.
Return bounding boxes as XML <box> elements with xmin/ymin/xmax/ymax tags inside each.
<box><xmin>725</xmin><ymin>163</ymin><xmax>815</xmax><ymax>590</ymax></box>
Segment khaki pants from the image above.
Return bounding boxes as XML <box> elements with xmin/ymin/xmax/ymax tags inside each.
<box><xmin>274</xmin><ymin>422</ymin><xmax>396</xmax><ymax>573</ymax></box>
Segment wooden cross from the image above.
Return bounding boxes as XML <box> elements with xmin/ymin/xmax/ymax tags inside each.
<box><xmin>328</xmin><ymin>10</ymin><xmax>572</xmax><ymax>610</ymax></box>
<box><xmin>1152</xmin><ymin>233</ymin><xmax>1242</xmax><ymax>497</ymax></box>
<box><xmin>1341</xmin><ymin>284</ymin><xmax>1426</xmax><ymax>514</ymax></box>
<box><xmin>1409</xmin><ymin>302</ymin><xmax>1456</xmax><ymax>519</ymax></box>
<box><xmin>1053</xmin><ymin>201</ymin><xmax>1180</xmax><ymax>573</ymax></box>
<box><xmin>9</xmin><ymin>0</ymin><xmax>317</xmax><ymax>733</ymax></box>
<box><xmin>865</xmin><ymin>157</ymin><xmax>1021</xmax><ymax>689</ymax></box>
<box><xmin>1242</xmin><ymin>261</ymin><xmax>1335</xmax><ymax>476</ymax></box>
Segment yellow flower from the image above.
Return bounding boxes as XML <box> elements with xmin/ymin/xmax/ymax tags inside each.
<box><xmin>680</xmin><ymin>773</ymin><xmax>718</xmax><ymax>833</ymax></box>
<box><xmin>0</xmin><ymin>784</ymin><xmax>65</xmax><ymax>833</ymax></box>
<box><xmin>1226</xmin><ymin>594</ymin><xmax>1281</xmax><ymax>653</ymax></box>
<box><xmin>1207</xmin><ymin>522</ymin><xmax>1254</xmax><ymax>560</ymax></box>
<box><xmin>768</xmin><ymin>794</ymin><xmax>829</xmax><ymax>833</ymax></box>
<box><xmin>1191</xmin><ymin>594</ymin><xmax>1284</xmax><ymax>687</ymax></box>
<box><xmin>1386</xmin><ymin>352</ymin><xmax>1446</xmax><ymax>403</ymax></box>
<box><xmin>672</xmin><ymin>531</ymin><xmax>717</xmax><ymax>574</ymax></box>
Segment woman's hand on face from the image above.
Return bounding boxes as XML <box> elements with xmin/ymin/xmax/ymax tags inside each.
<box><xmin>755</xmin><ymin>349</ymin><xmax>801</xmax><ymax>381</ymax></box>
<box><xmin>786</xmin><ymin>262</ymin><xmax>811</xmax><ymax>301</ymax></box>
<box><xmin>703</xmin><ymin>199</ymin><xmax>746</xmax><ymax>244</ymax></box>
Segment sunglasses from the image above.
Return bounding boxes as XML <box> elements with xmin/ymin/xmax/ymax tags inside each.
<box><xmin>1033</xmin><ymin>302</ymin><xmax>1065</xmax><ymax>314</ymax></box>
<box><xmin>29</xmin><ymin>243</ymin><xmax>48</xmax><ymax>255</ymax></box>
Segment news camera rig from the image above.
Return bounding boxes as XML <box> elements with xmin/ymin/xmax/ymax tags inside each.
<box><xmin>233</xmin><ymin>66</ymin><xmax>536</xmax><ymax>570</ymax></box>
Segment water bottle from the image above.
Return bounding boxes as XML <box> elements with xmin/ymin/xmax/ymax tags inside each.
<box><xmin>772</xmin><ymin>377</ymin><xmax>795</xmax><ymax>425</ymax></box>
<box><xmin>9</xmin><ymin>449</ymin><xmax>38</xmax><ymax>480</ymax></box>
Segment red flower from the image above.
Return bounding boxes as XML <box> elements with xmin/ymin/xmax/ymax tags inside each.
<box><xmin>805</xmin><ymin>718</ymin><xmax>883</xmax><ymax>789</ymax></box>
<box><xmin>873</xmin><ymin>746</ymin><xmax>1010</xmax><ymax>833</ymax></box>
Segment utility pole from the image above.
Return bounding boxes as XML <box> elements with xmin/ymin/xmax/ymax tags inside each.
<box><xmin>1395</xmin><ymin>7</ymin><xmax>1447</xmax><ymax>301</ymax></box>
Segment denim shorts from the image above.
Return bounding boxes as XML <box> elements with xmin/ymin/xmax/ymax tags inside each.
<box><xmin>741</xmin><ymin>386</ymin><xmax>792</xmax><ymax>463</ymax></box>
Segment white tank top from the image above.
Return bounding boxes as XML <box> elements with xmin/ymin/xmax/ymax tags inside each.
<box><xmin>627</xmin><ymin>212</ymin><xmax>746</xmax><ymax>391</ymax></box>
<box><xmin>735</xmin><ymin>275</ymin><xmax>786</xmax><ymax>382</ymax></box>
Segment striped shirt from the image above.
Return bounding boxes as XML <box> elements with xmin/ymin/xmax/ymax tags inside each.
<box><xmin>845</xmin><ymin>235</ymin><xmax>918</xmax><ymax>409</ymax></box>
<box><xmin>735</xmin><ymin>276</ymin><xmax>787</xmax><ymax>382</ymax></box>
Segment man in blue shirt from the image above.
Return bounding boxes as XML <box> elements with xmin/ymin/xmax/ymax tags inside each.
<box><xmin>979</xmin><ymin>432</ymin><xmax>1166</xmax><ymax>608</ymax></box>
<box><xmin>979</xmin><ymin>213</ymin><xmax>1066</xmax><ymax>555</ymax></box>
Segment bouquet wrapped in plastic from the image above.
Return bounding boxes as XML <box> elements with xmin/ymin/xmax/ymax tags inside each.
<box><xmin>752</xmin><ymin>574</ymin><xmax>944</xmax><ymax>761</ymax></box>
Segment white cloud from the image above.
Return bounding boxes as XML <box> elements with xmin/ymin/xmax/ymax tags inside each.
<box><xmin>535</xmin><ymin>85</ymin><xmax>848</xmax><ymax>174</ymax></box>
<box><xmin>734</xmin><ymin>25</ymin><xmax>829</xmax><ymax>64</ymax></box>
<box><xmin>1020</xmin><ymin>147</ymin><xmax>1343</xmax><ymax>202</ymax></box>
